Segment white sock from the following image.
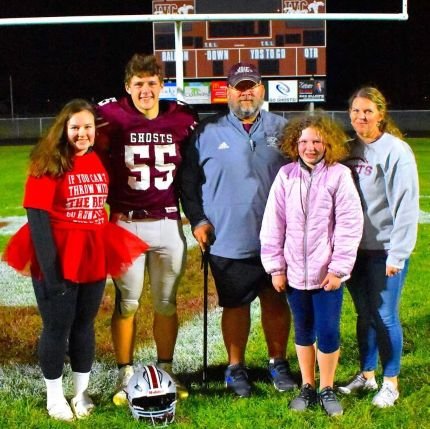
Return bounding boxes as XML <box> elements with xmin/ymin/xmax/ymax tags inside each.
<box><xmin>44</xmin><ymin>376</ymin><xmax>66</xmax><ymax>408</ymax></box>
<box><xmin>72</xmin><ymin>371</ymin><xmax>90</xmax><ymax>399</ymax></box>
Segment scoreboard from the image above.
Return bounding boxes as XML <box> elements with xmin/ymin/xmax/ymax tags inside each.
<box><xmin>152</xmin><ymin>0</ymin><xmax>326</xmax><ymax>80</ymax></box>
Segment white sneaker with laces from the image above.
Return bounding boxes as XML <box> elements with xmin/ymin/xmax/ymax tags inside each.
<box><xmin>71</xmin><ymin>391</ymin><xmax>95</xmax><ymax>419</ymax></box>
<box><xmin>47</xmin><ymin>398</ymin><xmax>74</xmax><ymax>421</ymax></box>
<box><xmin>372</xmin><ymin>381</ymin><xmax>399</xmax><ymax>408</ymax></box>
<box><xmin>338</xmin><ymin>373</ymin><xmax>378</xmax><ymax>395</ymax></box>
<box><xmin>113</xmin><ymin>365</ymin><xmax>134</xmax><ymax>406</ymax></box>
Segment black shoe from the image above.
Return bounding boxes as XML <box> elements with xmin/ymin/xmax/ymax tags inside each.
<box><xmin>289</xmin><ymin>384</ymin><xmax>317</xmax><ymax>411</ymax></box>
<box><xmin>268</xmin><ymin>358</ymin><xmax>297</xmax><ymax>392</ymax></box>
<box><xmin>225</xmin><ymin>364</ymin><xmax>251</xmax><ymax>398</ymax></box>
<box><xmin>319</xmin><ymin>386</ymin><xmax>343</xmax><ymax>416</ymax></box>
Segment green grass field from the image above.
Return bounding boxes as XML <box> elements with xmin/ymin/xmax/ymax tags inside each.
<box><xmin>0</xmin><ymin>141</ymin><xmax>429</xmax><ymax>428</ymax></box>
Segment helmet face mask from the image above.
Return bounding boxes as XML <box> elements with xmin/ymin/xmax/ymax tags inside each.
<box><xmin>127</xmin><ymin>365</ymin><xmax>177</xmax><ymax>426</ymax></box>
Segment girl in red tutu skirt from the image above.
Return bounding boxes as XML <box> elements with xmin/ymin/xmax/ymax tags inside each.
<box><xmin>3</xmin><ymin>99</ymin><xmax>148</xmax><ymax>421</ymax></box>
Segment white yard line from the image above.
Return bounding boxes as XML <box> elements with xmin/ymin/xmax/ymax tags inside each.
<box><xmin>0</xmin><ymin>216</ymin><xmax>26</xmax><ymax>235</ymax></box>
<box><xmin>1</xmin><ymin>209</ymin><xmax>429</xmax><ymax>307</ymax></box>
<box><xmin>0</xmin><ymin>263</ymin><xmax>34</xmax><ymax>306</ymax></box>
<box><xmin>0</xmin><ymin>301</ymin><xmax>262</xmax><ymax>398</ymax></box>
<box><xmin>419</xmin><ymin>209</ymin><xmax>430</xmax><ymax>223</ymax></box>
<box><xmin>0</xmin><ymin>220</ymin><xmax>197</xmax><ymax>307</ymax></box>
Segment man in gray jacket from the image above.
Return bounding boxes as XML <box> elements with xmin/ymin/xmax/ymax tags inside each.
<box><xmin>180</xmin><ymin>63</ymin><xmax>295</xmax><ymax>397</ymax></box>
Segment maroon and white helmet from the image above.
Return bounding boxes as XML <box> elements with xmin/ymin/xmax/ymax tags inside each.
<box><xmin>126</xmin><ymin>365</ymin><xmax>177</xmax><ymax>425</ymax></box>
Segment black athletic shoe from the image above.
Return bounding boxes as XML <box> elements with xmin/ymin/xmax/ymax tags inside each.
<box><xmin>225</xmin><ymin>364</ymin><xmax>251</xmax><ymax>398</ymax></box>
<box><xmin>289</xmin><ymin>384</ymin><xmax>318</xmax><ymax>411</ymax></box>
<box><xmin>319</xmin><ymin>386</ymin><xmax>343</xmax><ymax>416</ymax></box>
<box><xmin>268</xmin><ymin>358</ymin><xmax>297</xmax><ymax>391</ymax></box>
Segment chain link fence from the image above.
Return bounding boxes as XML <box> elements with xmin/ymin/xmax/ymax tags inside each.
<box><xmin>1</xmin><ymin>110</ymin><xmax>429</xmax><ymax>143</ymax></box>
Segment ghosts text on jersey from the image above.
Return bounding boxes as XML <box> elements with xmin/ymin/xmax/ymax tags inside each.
<box><xmin>129</xmin><ymin>132</ymin><xmax>173</xmax><ymax>144</ymax></box>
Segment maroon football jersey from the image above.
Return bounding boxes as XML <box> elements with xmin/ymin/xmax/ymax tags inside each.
<box><xmin>96</xmin><ymin>97</ymin><xmax>197</xmax><ymax>219</ymax></box>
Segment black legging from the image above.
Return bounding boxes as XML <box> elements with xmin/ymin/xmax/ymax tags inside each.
<box><xmin>32</xmin><ymin>278</ymin><xmax>105</xmax><ymax>379</ymax></box>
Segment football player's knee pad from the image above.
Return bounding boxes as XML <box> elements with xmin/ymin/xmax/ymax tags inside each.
<box><xmin>153</xmin><ymin>300</ymin><xmax>177</xmax><ymax>317</ymax></box>
<box><xmin>118</xmin><ymin>299</ymin><xmax>139</xmax><ymax>318</ymax></box>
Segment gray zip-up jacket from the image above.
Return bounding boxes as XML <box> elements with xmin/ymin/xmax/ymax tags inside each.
<box><xmin>180</xmin><ymin>109</ymin><xmax>287</xmax><ymax>259</ymax></box>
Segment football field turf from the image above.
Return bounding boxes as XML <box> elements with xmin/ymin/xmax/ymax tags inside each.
<box><xmin>0</xmin><ymin>140</ymin><xmax>429</xmax><ymax>428</ymax></box>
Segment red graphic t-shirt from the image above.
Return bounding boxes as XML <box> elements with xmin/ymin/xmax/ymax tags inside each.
<box><xmin>3</xmin><ymin>152</ymin><xmax>148</xmax><ymax>283</ymax></box>
<box><xmin>24</xmin><ymin>152</ymin><xmax>108</xmax><ymax>226</ymax></box>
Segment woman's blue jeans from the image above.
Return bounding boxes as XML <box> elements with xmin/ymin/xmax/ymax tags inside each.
<box><xmin>347</xmin><ymin>251</ymin><xmax>409</xmax><ymax>377</ymax></box>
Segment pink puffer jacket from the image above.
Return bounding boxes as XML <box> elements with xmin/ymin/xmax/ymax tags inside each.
<box><xmin>260</xmin><ymin>160</ymin><xmax>363</xmax><ymax>290</ymax></box>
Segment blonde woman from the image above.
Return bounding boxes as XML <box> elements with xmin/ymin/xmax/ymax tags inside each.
<box><xmin>339</xmin><ymin>87</ymin><xmax>419</xmax><ymax>407</ymax></box>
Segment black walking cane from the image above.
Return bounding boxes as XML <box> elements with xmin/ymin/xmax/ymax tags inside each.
<box><xmin>201</xmin><ymin>248</ymin><xmax>210</xmax><ymax>386</ymax></box>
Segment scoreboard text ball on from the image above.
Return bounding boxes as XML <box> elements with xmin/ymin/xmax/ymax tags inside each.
<box><xmin>152</xmin><ymin>0</ymin><xmax>326</xmax><ymax>80</ymax></box>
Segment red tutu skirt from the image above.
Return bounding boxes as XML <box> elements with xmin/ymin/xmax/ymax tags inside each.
<box><xmin>3</xmin><ymin>222</ymin><xmax>149</xmax><ymax>283</ymax></box>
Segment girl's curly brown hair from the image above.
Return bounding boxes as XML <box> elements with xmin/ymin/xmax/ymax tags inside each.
<box><xmin>280</xmin><ymin>112</ymin><xmax>349</xmax><ymax>165</ymax></box>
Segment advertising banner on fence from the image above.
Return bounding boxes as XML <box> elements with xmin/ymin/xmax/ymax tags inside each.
<box><xmin>184</xmin><ymin>82</ymin><xmax>211</xmax><ymax>104</ymax></box>
<box><xmin>160</xmin><ymin>79</ymin><xmax>326</xmax><ymax>104</ymax></box>
<box><xmin>160</xmin><ymin>81</ymin><xmax>177</xmax><ymax>100</ymax></box>
<box><xmin>298</xmin><ymin>79</ymin><xmax>326</xmax><ymax>102</ymax></box>
<box><xmin>211</xmin><ymin>81</ymin><xmax>228</xmax><ymax>104</ymax></box>
<box><xmin>268</xmin><ymin>80</ymin><xmax>298</xmax><ymax>103</ymax></box>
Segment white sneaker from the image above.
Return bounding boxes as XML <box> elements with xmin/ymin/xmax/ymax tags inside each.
<box><xmin>372</xmin><ymin>381</ymin><xmax>399</xmax><ymax>408</ymax></box>
<box><xmin>157</xmin><ymin>362</ymin><xmax>189</xmax><ymax>400</ymax></box>
<box><xmin>71</xmin><ymin>391</ymin><xmax>95</xmax><ymax>419</ymax></box>
<box><xmin>113</xmin><ymin>365</ymin><xmax>134</xmax><ymax>406</ymax></box>
<box><xmin>338</xmin><ymin>373</ymin><xmax>378</xmax><ymax>395</ymax></box>
<box><xmin>47</xmin><ymin>398</ymin><xmax>74</xmax><ymax>421</ymax></box>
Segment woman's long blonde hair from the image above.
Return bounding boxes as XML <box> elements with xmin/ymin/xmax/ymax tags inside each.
<box><xmin>28</xmin><ymin>99</ymin><xmax>95</xmax><ymax>177</ymax></box>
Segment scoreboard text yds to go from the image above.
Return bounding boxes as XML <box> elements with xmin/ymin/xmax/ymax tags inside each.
<box><xmin>152</xmin><ymin>0</ymin><xmax>327</xmax><ymax>80</ymax></box>
<box><xmin>157</xmin><ymin>46</ymin><xmax>324</xmax><ymax>79</ymax></box>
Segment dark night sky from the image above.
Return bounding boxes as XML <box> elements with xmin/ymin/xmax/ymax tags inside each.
<box><xmin>0</xmin><ymin>1</ymin><xmax>428</xmax><ymax>115</ymax></box>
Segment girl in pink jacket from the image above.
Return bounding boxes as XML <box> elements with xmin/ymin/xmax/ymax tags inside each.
<box><xmin>260</xmin><ymin>113</ymin><xmax>363</xmax><ymax>416</ymax></box>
